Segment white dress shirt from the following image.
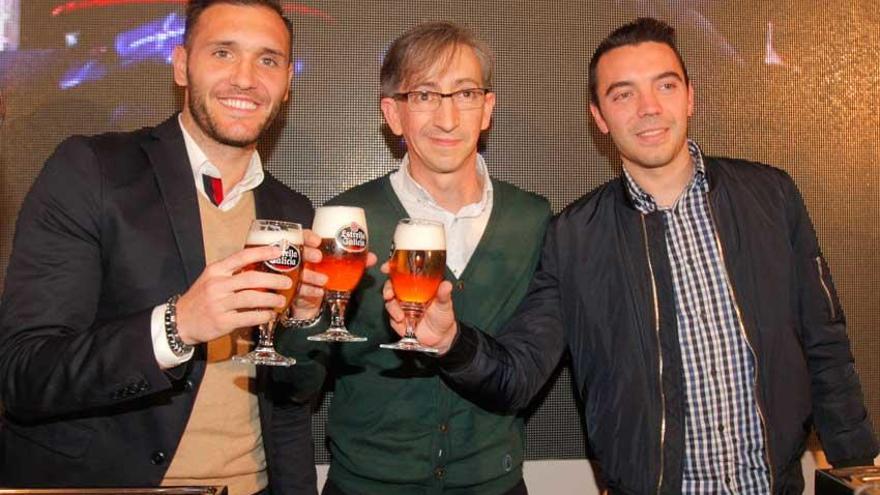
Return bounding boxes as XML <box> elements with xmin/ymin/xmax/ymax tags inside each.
<box><xmin>389</xmin><ymin>153</ymin><xmax>493</xmax><ymax>278</ymax></box>
<box><xmin>149</xmin><ymin>117</ymin><xmax>265</xmax><ymax>369</ymax></box>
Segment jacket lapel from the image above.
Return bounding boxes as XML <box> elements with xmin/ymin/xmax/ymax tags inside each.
<box><xmin>142</xmin><ymin>115</ymin><xmax>206</xmax><ymax>285</ymax></box>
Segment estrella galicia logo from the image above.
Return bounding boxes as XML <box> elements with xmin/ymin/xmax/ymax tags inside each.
<box><xmin>335</xmin><ymin>222</ymin><xmax>367</xmax><ymax>253</ymax></box>
<box><xmin>265</xmin><ymin>241</ymin><xmax>301</xmax><ymax>272</ymax></box>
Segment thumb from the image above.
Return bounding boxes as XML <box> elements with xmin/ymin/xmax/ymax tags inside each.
<box><xmin>433</xmin><ymin>281</ymin><xmax>454</xmax><ymax>306</ymax></box>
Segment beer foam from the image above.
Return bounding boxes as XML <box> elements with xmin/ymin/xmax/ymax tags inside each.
<box><xmin>393</xmin><ymin>219</ymin><xmax>446</xmax><ymax>250</ymax></box>
<box><xmin>313</xmin><ymin>206</ymin><xmax>367</xmax><ymax>238</ymax></box>
<box><xmin>247</xmin><ymin>227</ymin><xmax>303</xmax><ymax>246</ymax></box>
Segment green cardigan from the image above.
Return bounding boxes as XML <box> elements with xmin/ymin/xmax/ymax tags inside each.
<box><xmin>280</xmin><ymin>174</ymin><xmax>550</xmax><ymax>495</ymax></box>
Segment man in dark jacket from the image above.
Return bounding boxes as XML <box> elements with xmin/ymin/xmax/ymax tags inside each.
<box><xmin>383</xmin><ymin>17</ymin><xmax>878</xmax><ymax>494</ymax></box>
<box><xmin>0</xmin><ymin>1</ymin><xmax>327</xmax><ymax>492</ymax></box>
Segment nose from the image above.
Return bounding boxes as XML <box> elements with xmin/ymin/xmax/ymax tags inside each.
<box><xmin>230</xmin><ymin>59</ymin><xmax>257</xmax><ymax>90</ymax></box>
<box><xmin>432</xmin><ymin>96</ymin><xmax>460</xmax><ymax>132</ymax></box>
<box><xmin>637</xmin><ymin>89</ymin><xmax>662</xmax><ymax>117</ymax></box>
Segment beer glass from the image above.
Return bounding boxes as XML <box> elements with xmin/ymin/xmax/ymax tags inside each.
<box><xmin>380</xmin><ymin>218</ymin><xmax>446</xmax><ymax>354</ymax></box>
<box><xmin>306</xmin><ymin>206</ymin><xmax>369</xmax><ymax>342</ymax></box>
<box><xmin>233</xmin><ymin>219</ymin><xmax>303</xmax><ymax>366</ymax></box>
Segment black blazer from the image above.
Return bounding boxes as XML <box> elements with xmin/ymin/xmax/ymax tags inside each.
<box><xmin>0</xmin><ymin>116</ymin><xmax>318</xmax><ymax>494</ymax></box>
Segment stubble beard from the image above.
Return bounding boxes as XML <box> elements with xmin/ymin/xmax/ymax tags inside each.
<box><xmin>186</xmin><ymin>73</ymin><xmax>282</xmax><ymax>148</ymax></box>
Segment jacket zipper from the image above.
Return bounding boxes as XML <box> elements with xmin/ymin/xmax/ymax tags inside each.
<box><xmin>816</xmin><ymin>257</ymin><xmax>837</xmax><ymax>319</ymax></box>
<box><xmin>705</xmin><ymin>199</ymin><xmax>775</xmax><ymax>493</ymax></box>
<box><xmin>640</xmin><ymin>215</ymin><xmax>666</xmax><ymax>495</ymax></box>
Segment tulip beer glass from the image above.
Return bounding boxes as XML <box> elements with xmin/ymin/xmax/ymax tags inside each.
<box><xmin>380</xmin><ymin>218</ymin><xmax>446</xmax><ymax>354</ymax></box>
<box><xmin>233</xmin><ymin>219</ymin><xmax>303</xmax><ymax>366</ymax></box>
<box><xmin>306</xmin><ymin>206</ymin><xmax>369</xmax><ymax>342</ymax></box>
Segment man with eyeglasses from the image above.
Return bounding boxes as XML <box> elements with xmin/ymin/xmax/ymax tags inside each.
<box><xmin>278</xmin><ymin>21</ymin><xmax>551</xmax><ymax>495</ymax></box>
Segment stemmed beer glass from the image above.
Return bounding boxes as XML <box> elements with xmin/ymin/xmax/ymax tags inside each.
<box><xmin>232</xmin><ymin>219</ymin><xmax>302</xmax><ymax>367</ymax></box>
<box><xmin>306</xmin><ymin>206</ymin><xmax>369</xmax><ymax>342</ymax></box>
<box><xmin>379</xmin><ymin>218</ymin><xmax>446</xmax><ymax>354</ymax></box>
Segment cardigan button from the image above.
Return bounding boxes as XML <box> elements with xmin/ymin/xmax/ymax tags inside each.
<box><xmin>455</xmin><ymin>281</ymin><xmax>465</xmax><ymax>291</ymax></box>
<box><xmin>150</xmin><ymin>450</ymin><xmax>167</xmax><ymax>465</ymax></box>
<box><xmin>434</xmin><ymin>467</ymin><xmax>446</xmax><ymax>479</ymax></box>
<box><xmin>438</xmin><ymin>423</ymin><xmax>448</xmax><ymax>433</ymax></box>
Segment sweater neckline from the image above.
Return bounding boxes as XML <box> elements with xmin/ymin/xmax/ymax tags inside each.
<box><xmin>378</xmin><ymin>173</ymin><xmax>504</xmax><ymax>283</ymax></box>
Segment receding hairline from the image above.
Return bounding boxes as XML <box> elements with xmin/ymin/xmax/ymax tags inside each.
<box><xmin>397</xmin><ymin>43</ymin><xmax>487</xmax><ymax>91</ymax></box>
<box><xmin>380</xmin><ymin>22</ymin><xmax>494</xmax><ymax>97</ymax></box>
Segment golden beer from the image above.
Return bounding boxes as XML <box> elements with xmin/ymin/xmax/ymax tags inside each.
<box><xmin>306</xmin><ymin>206</ymin><xmax>369</xmax><ymax>343</ymax></box>
<box><xmin>311</xmin><ymin>238</ymin><xmax>367</xmax><ymax>292</ymax></box>
<box><xmin>234</xmin><ymin>219</ymin><xmax>303</xmax><ymax>367</ymax></box>
<box><xmin>388</xmin><ymin>249</ymin><xmax>446</xmax><ymax>304</ymax></box>
<box><xmin>242</xmin><ymin>241</ymin><xmax>303</xmax><ymax>314</ymax></box>
<box><xmin>380</xmin><ymin>218</ymin><xmax>446</xmax><ymax>354</ymax></box>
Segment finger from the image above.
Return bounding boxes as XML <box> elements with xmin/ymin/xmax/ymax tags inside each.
<box><xmin>387</xmin><ymin>316</ymin><xmax>407</xmax><ymax>337</ymax></box>
<box><xmin>301</xmin><ymin>267</ymin><xmax>328</xmax><ymax>287</ymax></box>
<box><xmin>385</xmin><ymin>298</ymin><xmax>405</xmax><ymax>323</ymax></box>
<box><xmin>227</xmin><ymin>309</ymin><xmax>276</xmax><ymax>329</ymax></box>
<box><xmin>382</xmin><ymin>279</ymin><xmax>396</xmax><ymax>302</ymax></box>
<box><xmin>302</xmin><ymin>245</ymin><xmax>323</xmax><ymax>264</ymax></box>
<box><xmin>379</xmin><ymin>260</ymin><xmax>390</xmax><ymax>274</ymax></box>
<box><xmin>228</xmin><ymin>270</ymin><xmax>293</xmax><ymax>292</ymax></box>
<box><xmin>303</xmin><ymin>229</ymin><xmax>321</xmax><ymax>248</ymax></box>
<box><xmin>365</xmin><ymin>252</ymin><xmax>378</xmax><ymax>268</ymax></box>
<box><xmin>218</xmin><ymin>245</ymin><xmax>282</xmax><ymax>274</ymax></box>
<box><xmin>295</xmin><ymin>284</ymin><xmax>325</xmax><ymax>301</ymax></box>
<box><xmin>228</xmin><ymin>289</ymin><xmax>287</xmax><ymax>311</ymax></box>
<box><xmin>434</xmin><ymin>280</ymin><xmax>454</xmax><ymax>303</ymax></box>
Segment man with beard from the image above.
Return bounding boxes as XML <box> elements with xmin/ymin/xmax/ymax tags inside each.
<box><xmin>388</xmin><ymin>17</ymin><xmax>878</xmax><ymax>494</ymax></box>
<box><xmin>0</xmin><ymin>1</ymin><xmax>328</xmax><ymax>493</ymax></box>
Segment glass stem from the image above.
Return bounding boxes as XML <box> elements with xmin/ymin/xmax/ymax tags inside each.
<box><xmin>400</xmin><ymin>302</ymin><xmax>423</xmax><ymax>340</ymax></box>
<box><xmin>257</xmin><ymin>316</ymin><xmax>277</xmax><ymax>349</ymax></box>
<box><xmin>328</xmin><ymin>291</ymin><xmax>349</xmax><ymax>330</ymax></box>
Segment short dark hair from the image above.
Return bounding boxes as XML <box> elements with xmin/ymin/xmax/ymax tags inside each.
<box><xmin>184</xmin><ymin>0</ymin><xmax>293</xmax><ymax>54</ymax></box>
<box><xmin>588</xmin><ymin>17</ymin><xmax>689</xmax><ymax>104</ymax></box>
<box><xmin>380</xmin><ymin>22</ymin><xmax>494</xmax><ymax>97</ymax></box>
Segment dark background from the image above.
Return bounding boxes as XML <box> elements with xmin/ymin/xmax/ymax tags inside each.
<box><xmin>1</xmin><ymin>1</ymin><xmax>877</xmax><ymax>462</ymax></box>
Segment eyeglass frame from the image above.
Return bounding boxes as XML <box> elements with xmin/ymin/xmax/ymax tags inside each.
<box><xmin>391</xmin><ymin>87</ymin><xmax>493</xmax><ymax>112</ymax></box>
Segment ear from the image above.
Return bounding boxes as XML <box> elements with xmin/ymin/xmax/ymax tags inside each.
<box><xmin>283</xmin><ymin>64</ymin><xmax>293</xmax><ymax>103</ymax></box>
<box><xmin>172</xmin><ymin>45</ymin><xmax>188</xmax><ymax>88</ymax></box>
<box><xmin>380</xmin><ymin>97</ymin><xmax>404</xmax><ymax>136</ymax></box>
<box><xmin>589</xmin><ymin>103</ymin><xmax>609</xmax><ymax>134</ymax></box>
<box><xmin>480</xmin><ymin>90</ymin><xmax>497</xmax><ymax>131</ymax></box>
<box><xmin>687</xmin><ymin>81</ymin><xmax>694</xmax><ymax>117</ymax></box>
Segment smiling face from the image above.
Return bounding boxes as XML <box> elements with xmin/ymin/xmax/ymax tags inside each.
<box><xmin>589</xmin><ymin>41</ymin><xmax>694</xmax><ymax>174</ymax></box>
<box><xmin>380</xmin><ymin>44</ymin><xmax>496</xmax><ymax>179</ymax></box>
<box><xmin>173</xmin><ymin>3</ymin><xmax>292</xmax><ymax>148</ymax></box>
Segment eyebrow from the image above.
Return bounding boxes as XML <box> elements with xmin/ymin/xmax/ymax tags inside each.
<box><xmin>209</xmin><ymin>40</ymin><xmax>288</xmax><ymax>59</ymax></box>
<box><xmin>409</xmin><ymin>78</ymin><xmax>484</xmax><ymax>91</ymax></box>
<box><xmin>603</xmin><ymin>71</ymin><xmax>685</xmax><ymax>97</ymax></box>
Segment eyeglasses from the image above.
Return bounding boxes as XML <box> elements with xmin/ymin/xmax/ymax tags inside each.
<box><xmin>393</xmin><ymin>88</ymin><xmax>491</xmax><ymax>112</ymax></box>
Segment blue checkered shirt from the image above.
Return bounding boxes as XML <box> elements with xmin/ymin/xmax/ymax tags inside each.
<box><xmin>623</xmin><ymin>141</ymin><xmax>771</xmax><ymax>493</ymax></box>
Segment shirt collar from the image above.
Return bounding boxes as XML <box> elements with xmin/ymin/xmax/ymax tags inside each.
<box><xmin>622</xmin><ymin>139</ymin><xmax>706</xmax><ymax>214</ymax></box>
<box><xmin>178</xmin><ymin>115</ymin><xmax>265</xmax><ymax>207</ymax></box>
<box><xmin>396</xmin><ymin>153</ymin><xmax>493</xmax><ymax>218</ymax></box>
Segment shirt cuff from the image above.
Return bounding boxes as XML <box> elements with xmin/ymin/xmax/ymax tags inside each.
<box><xmin>151</xmin><ymin>304</ymin><xmax>194</xmax><ymax>369</ymax></box>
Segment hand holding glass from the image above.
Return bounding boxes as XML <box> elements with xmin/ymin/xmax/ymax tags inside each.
<box><xmin>380</xmin><ymin>218</ymin><xmax>446</xmax><ymax>354</ymax></box>
<box><xmin>306</xmin><ymin>206</ymin><xmax>369</xmax><ymax>342</ymax></box>
<box><xmin>232</xmin><ymin>219</ymin><xmax>303</xmax><ymax>367</ymax></box>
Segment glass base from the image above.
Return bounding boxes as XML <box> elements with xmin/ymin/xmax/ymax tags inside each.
<box><xmin>379</xmin><ymin>337</ymin><xmax>439</xmax><ymax>354</ymax></box>
<box><xmin>232</xmin><ymin>347</ymin><xmax>297</xmax><ymax>367</ymax></box>
<box><xmin>307</xmin><ymin>328</ymin><xmax>367</xmax><ymax>343</ymax></box>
